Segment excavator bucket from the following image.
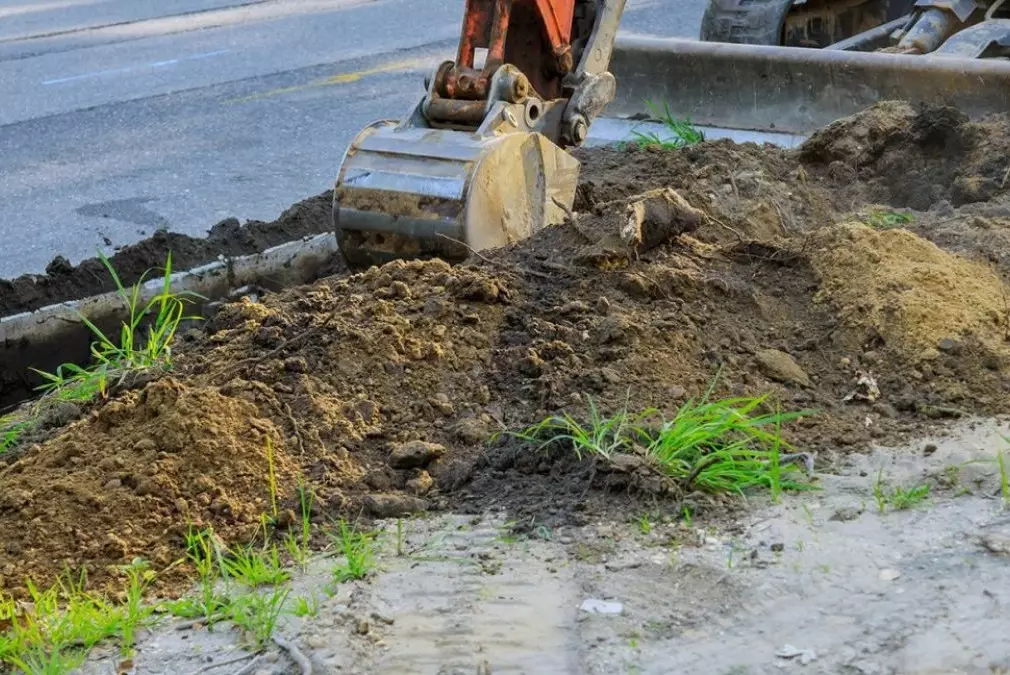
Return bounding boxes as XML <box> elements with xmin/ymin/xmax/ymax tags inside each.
<box><xmin>334</xmin><ymin>119</ymin><xmax>579</xmax><ymax>269</ymax></box>
<box><xmin>603</xmin><ymin>36</ymin><xmax>1010</xmax><ymax>146</ymax></box>
<box><xmin>332</xmin><ymin>0</ymin><xmax>626</xmax><ymax>270</ymax></box>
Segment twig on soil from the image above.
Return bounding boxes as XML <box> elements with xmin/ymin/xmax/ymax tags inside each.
<box><xmin>1002</xmin><ymin>163</ymin><xmax>1010</xmax><ymax>189</ymax></box>
<box><xmin>630</xmin><ymin>270</ymin><xmax>672</xmax><ymax>300</ymax></box>
<box><xmin>194</xmin><ymin>654</ymin><xmax>256</xmax><ymax>673</ymax></box>
<box><xmin>771</xmin><ymin>200</ymin><xmax>791</xmax><ymax>234</ymax></box>
<box><xmin>435</xmin><ymin>233</ymin><xmax>495</xmax><ymax>265</ymax></box>
<box><xmin>173</xmin><ymin>615</ymin><xmax>226</xmax><ymax>631</ymax></box>
<box><xmin>552</xmin><ymin>196</ymin><xmax>578</xmax><ymax>222</ymax></box>
<box><xmin>273</xmin><ymin>635</ymin><xmax>313</xmax><ymax>675</ymax></box>
<box><xmin>282</xmin><ymin>399</ymin><xmax>308</xmax><ymax>454</ymax></box>
<box><xmin>230</xmin><ymin>656</ymin><xmax>264</xmax><ymax>675</ymax></box>
<box><xmin>709</xmin><ymin>216</ymin><xmax>746</xmax><ymax>242</ymax></box>
<box><xmin>212</xmin><ymin>309</ymin><xmax>340</xmax><ymax>384</ymax></box>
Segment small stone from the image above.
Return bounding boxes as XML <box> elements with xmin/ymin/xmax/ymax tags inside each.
<box><xmin>429</xmin><ymin>394</ymin><xmax>455</xmax><ymax>416</ymax></box>
<box><xmin>304</xmin><ymin>634</ymin><xmax>328</xmax><ymax>649</ymax></box>
<box><xmin>754</xmin><ymin>349</ymin><xmax>811</xmax><ymax>387</ymax></box>
<box><xmin>878</xmin><ymin>568</ymin><xmax>901</xmax><ymax>581</ymax></box>
<box><xmin>558</xmin><ymin>300</ymin><xmax>590</xmax><ymax>315</ymax></box>
<box><xmin>829</xmin><ymin>506</ymin><xmax>861</xmax><ymax>522</ymax></box>
<box><xmin>132</xmin><ymin>438</ymin><xmax>157</xmax><ymax>452</ymax></box>
<box><xmin>595</xmin><ymin>296</ymin><xmax>611</xmax><ymax>315</ymax></box>
<box><xmin>600</xmin><ymin>367</ymin><xmax>622</xmax><ymax>384</ymax></box>
<box><xmin>936</xmin><ymin>338</ymin><xmax>959</xmax><ymax>354</ymax></box>
<box><xmin>770</xmin><ymin>542</ymin><xmax>785</xmax><ymax>553</ymax></box>
<box><xmin>283</xmin><ymin>357</ymin><xmax>308</xmax><ymax>373</ymax></box>
<box><xmin>363</xmin><ymin>494</ymin><xmax>428</xmax><ymax>518</ymax></box>
<box><xmin>356</xmin><ymin>619</ymin><xmax>370</xmax><ymax>635</ymax></box>
<box><xmin>453</xmin><ymin>418</ymin><xmax>490</xmax><ymax>445</ymax></box>
<box><xmin>579</xmin><ymin>598</ymin><xmax>623</xmax><ymax>615</ymax></box>
<box><xmin>103</xmin><ymin>478</ymin><xmax>122</xmax><ymax>490</ymax></box>
<box><xmin>388</xmin><ymin>440</ymin><xmax>445</xmax><ymax>469</ymax></box>
<box><xmin>667</xmin><ymin>385</ymin><xmax>687</xmax><ymax>400</ymax></box>
<box><xmin>776</xmin><ymin>644</ymin><xmax>817</xmax><ymax>665</ymax></box>
<box><xmin>389</xmin><ymin>281</ymin><xmax>411</xmax><ymax>298</ymax></box>
<box><xmin>370</xmin><ymin>611</ymin><xmax>395</xmax><ymax>625</ymax></box>
<box><xmin>519</xmin><ymin>349</ymin><xmax>545</xmax><ymax>378</ymax></box>
<box><xmin>981</xmin><ymin>534</ymin><xmax>1010</xmax><ymax>556</ymax></box>
<box><xmin>923</xmin><ymin>443</ymin><xmax>938</xmax><ymax>456</ymax></box>
<box><xmin>406</xmin><ymin>471</ymin><xmax>434</xmax><ymax>496</ymax></box>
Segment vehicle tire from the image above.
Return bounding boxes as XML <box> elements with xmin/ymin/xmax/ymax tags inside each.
<box><xmin>699</xmin><ymin>0</ymin><xmax>794</xmax><ymax>45</ymax></box>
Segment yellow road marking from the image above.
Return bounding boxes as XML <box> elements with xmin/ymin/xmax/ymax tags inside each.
<box><xmin>227</xmin><ymin>59</ymin><xmax>429</xmax><ymax>104</ymax></box>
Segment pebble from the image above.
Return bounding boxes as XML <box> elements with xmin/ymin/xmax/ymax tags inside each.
<box><xmin>304</xmin><ymin>634</ymin><xmax>328</xmax><ymax>649</ymax></box>
<box><xmin>754</xmin><ymin>349</ymin><xmax>811</xmax><ymax>387</ymax></box>
<box><xmin>579</xmin><ymin>598</ymin><xmax>623</xmax><ymax>615</ymax></box>
<box><xmin>878</xmin><ymin>568</ymin><xmax>901</xmax><ymax>581</ymax></box>
<box><xmin>829</xmin><ymin>507</ymin><xmax>862</xmax><ymax>522</ymax></box>
<box><xmin>981</xmin><ymin>534</ymin><xmax>1010</xmax><ymax>556</ymax></box>
<box><xmin>388</xmin><ymin>440</ymin><xmax>445</xmax><ymax>469</ymax></box>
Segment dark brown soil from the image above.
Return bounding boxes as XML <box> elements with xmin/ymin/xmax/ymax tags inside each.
<box><xmin>2</xmin><ymin>101</ymin><xmax>1010</xmax><ymax>596</ymax></box>
<box><xmin>0</xmin><ymin>192</ymin><xmax>334</xmax><ymax>317</ymax></box>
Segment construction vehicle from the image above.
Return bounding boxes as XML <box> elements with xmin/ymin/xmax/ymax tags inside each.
<box><xmin>331</xmin><ymin>0</ymin><xmax>1010</xmax><ymax>270</ymax></box>
<box><xmin>332</xmin><ymin>0</ymin><xmax>626</xmax><ymax>269</ymax></box>
<box><xmin>701</xmin><ymin>0</ymin><xmax>1010</xmax><ymax>58</ymax></box>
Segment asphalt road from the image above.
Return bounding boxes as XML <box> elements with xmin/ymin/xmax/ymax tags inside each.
<box><xmin>0</xmin><ymin>0</ymin><xmax>707</xmax><ymax>279</ymax></box>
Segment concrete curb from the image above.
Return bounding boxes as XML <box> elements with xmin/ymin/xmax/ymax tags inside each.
<box><xmin>0</xmin><ymin>233</ymin><xmax>339</xmax><ymax>408</ymax></box>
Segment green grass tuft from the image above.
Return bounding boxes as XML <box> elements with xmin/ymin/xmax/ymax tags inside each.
<box><xmin>283</xmin><ymin>480</ymin><xmax>316</xmax><ymax>571</ymax></box>
<box><xmin>221</xmin><ymin>545</ymin><xmax>291</xmax><ymax>588</ymax></box>
<box><xmin>33</xmin><ymin>252</ymin><xmax>201</xmax><ymax>403</ymax></box>
<box><xmin>228</xmin><ymin>587</ymin><xmax>289</xmax><ymax>650</ymax></box>
<box><xmin>864</xmin><ymin>209</ymin><xmax>914</xmax><ymax>230</ymax></box>
<box><xmin>329</xmin><ymin>520</ymin><xmax>376</xmax><ymax>584</ymax></box>
<box><xmin>517</xmin><ymin>390</ymin><xmax>815</xmax><ymax>498</ymax></box>
<box><xmin>287</xmin><ymin>595</ymin><xmax>319</xmax><ymax>619</ymax></box>
<box><xmin>632</xmin><ymin>99</ymin><xmax>705</xmax><ymax>149</ymax></box>
<box><xmin>997</xmin><ymin>445</ymin><xmax>1009</xmax><ymax>508</ymax></box>
<box><xmin>873</xmin><ymin>469</ymin><xmax>930</xmax><ymax>512</ymax></box>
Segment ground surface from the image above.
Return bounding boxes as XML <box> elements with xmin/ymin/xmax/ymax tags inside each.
<box><xmin>4</xmin><ymin>102</ymin><xmax>1010</xmax><ymax>673</ymax></box>
<box><xmin>0</xmin><ymin>0</ymin><xmax>705</xmax><ymax>279</ymax></box>
<box><xmin>81</xmin><ymin>421</ymin><xmax>1010</xmax><ymax>675</ymax></box>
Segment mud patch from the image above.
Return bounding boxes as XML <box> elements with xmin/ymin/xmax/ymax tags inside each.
<box><xmin>3</xmin><ymin>102</ymin><xmax>1010</xmax><ymax>596</ymax></box>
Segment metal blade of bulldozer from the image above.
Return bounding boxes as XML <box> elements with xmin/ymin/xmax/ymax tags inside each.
<box><xmin>334</xmin><ymin>120</ymin><xmax>579</xmax><ymax>268</ymax></box>
<box><xmin>599</xmin><ymin>36</ymin><xmax>1010</xmax><ymax>146</ymax></box>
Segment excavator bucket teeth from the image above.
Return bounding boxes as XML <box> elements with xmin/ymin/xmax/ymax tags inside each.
<box><xmin>333</xmin><ymin>121</ymin><xmax>580</xmax><ymax>270</ymax></box>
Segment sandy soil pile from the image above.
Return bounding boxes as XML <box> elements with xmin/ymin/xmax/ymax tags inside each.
<box><xmin>2</xmin><ymin>101</ymin><xmax>1010</xmax><ymax>595</ymax></box>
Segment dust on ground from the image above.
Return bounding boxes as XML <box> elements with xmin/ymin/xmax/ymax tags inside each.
<box><xmin>80</xmin><ymin>419</ymin><xmax>1010</xmax><ymax>675</ymax></box>
<box><xmin>2</xmin><ymin>101</ymin><xmax>1010</xmax><ymax>601</ymax></box>
<box><xmin>0</xmin><ymin>193</ymin><xmax>334</xmax><ymax>316</ymax></box>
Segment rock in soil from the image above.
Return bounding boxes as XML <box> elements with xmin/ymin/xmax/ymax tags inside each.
<box><xmin>754</xmin><ymin>349</ymin><xmax>811</xmax><ymax>388</ymax></box>
<box><xmin>388</xmin><ymin>440</ymin><xmax>446</xmax><ymax>470</ymax></box>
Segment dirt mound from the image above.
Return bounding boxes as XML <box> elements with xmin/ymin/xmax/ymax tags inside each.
<box><xmin>0</xmin><ymin>192</ymin><xmax>334</xmax><ymax>317</ymax></box>
<box><xmin>0</xmin><ymin>379</ymin><xmax>301</xmax><ymax>593</ymax></box>
<box><xmin>3</xmin><ymin>102</ymin><xmax>1010</xmax><ymax>594</ymax></box>
<box><xmin>811</xmin><ymin>222</ymin><xmax>1010</xmax><ymax>362</ymax></box>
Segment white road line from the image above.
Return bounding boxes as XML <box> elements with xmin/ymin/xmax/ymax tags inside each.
<box><xmin>42</xmin><ymin>49</ymin><xmax>230</xmax><ymax>85</ymax></box>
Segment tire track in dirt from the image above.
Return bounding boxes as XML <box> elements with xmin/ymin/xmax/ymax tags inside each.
<box><xmin>363</xmin><ymin>522</ymin><xmax>581</xmax><ymax>674</ymax></box>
